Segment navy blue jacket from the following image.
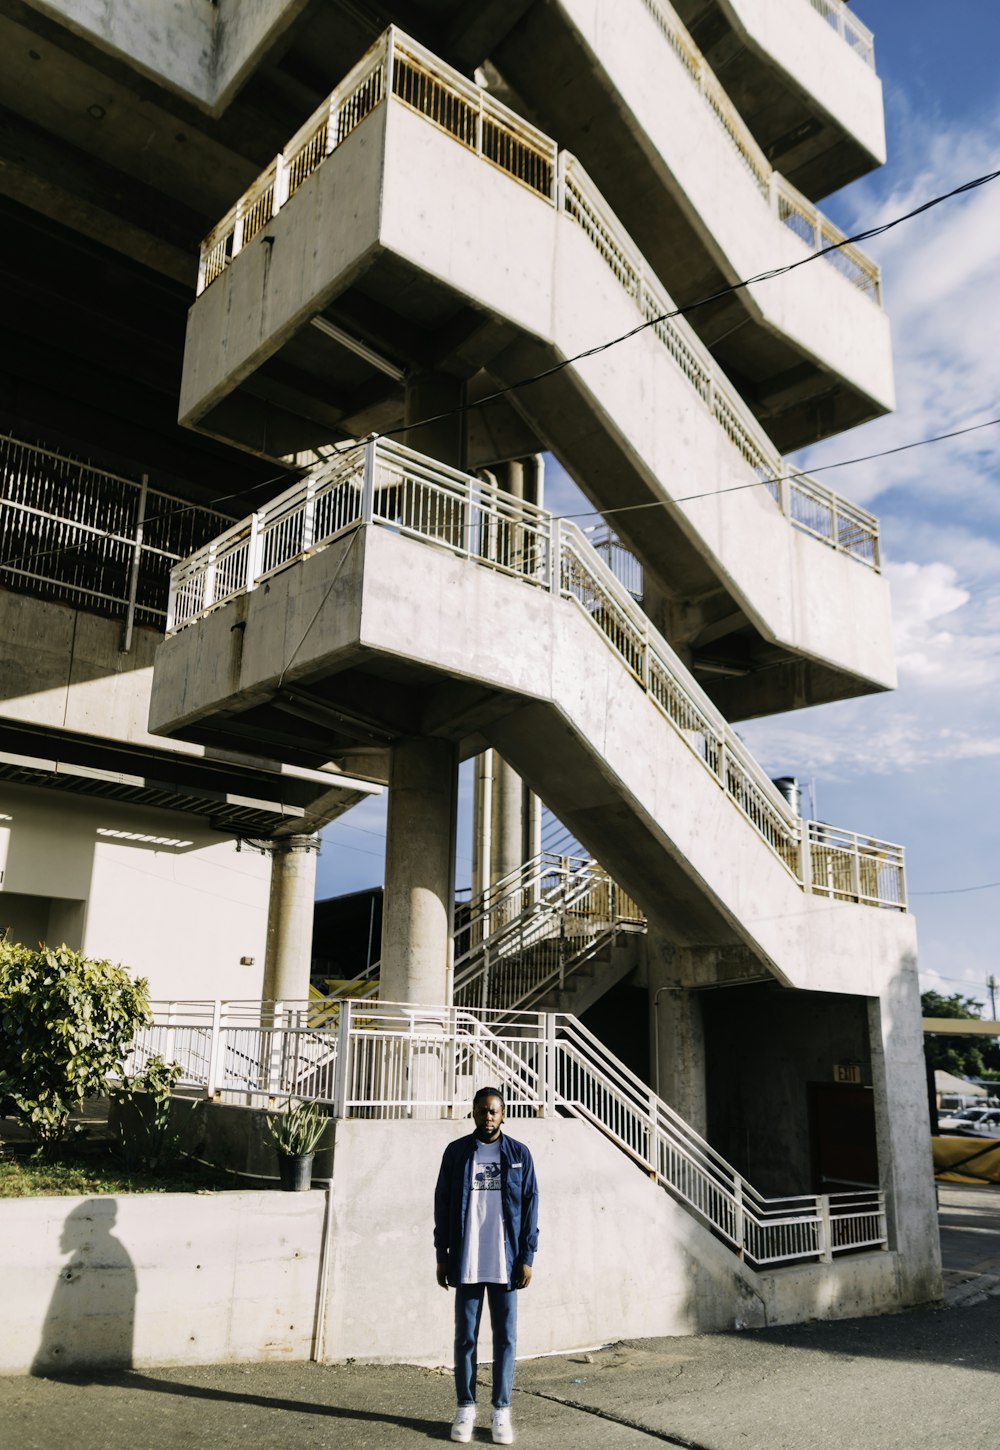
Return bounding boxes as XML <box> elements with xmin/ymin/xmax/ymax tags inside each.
<box><xmin>434</xmin><ymin>1130</ymin><xmax>539</xmax><ymax>1287</ymax></box>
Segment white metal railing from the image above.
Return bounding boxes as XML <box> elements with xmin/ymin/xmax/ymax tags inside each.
<box><xmin>588</xmin><ymin>525</ymin><xmax>644</xmax><ymax>601</ymax></box>
<box><xmin>561</xmin><ymin>151</ymin><xmax>880</xmax><ymax>567</ymax></box>
<box><xmin>196</xmin><ymin>23</ymin><xmax>879</xmax><ymax>304</ymax></box>
<box><xmin>197</xmin><ymin>28</ymin><xmax>557</xmax><ymax>293</ymax></box>
<box><xmin>192</xmin><ymin>29</ymin><xmax>882</xmax><ymax>571</ymax></box>
<box><xmin>136</xmin><ymin>998</ymin><xmax>887</xmax><ymax>1268</ymax></box>
<box><xmin>318</xmin><ymin>851</ymin><xmax>647</xmax><ymax>1015</ymax></box>
<box><xmin>166</xmin><ymin>437</ymin><xmax>905</xmax><ymax>912</ymax></box>
<box><xmin>638</xmin><ymin>0</ymin><xmax>878</xmax><ymax>295</ymax></box>
<box><xmin>453</xmin><ymin>852</ymin><xmax>645</xmax><ymax>1012</ymax></box>
<box><xmin>805</xmin><ymin>0</ymin><xmax>875</xmax><ymax>67</ymax></box>
<box><xmin>0</xmin><ymin>432</ymin><xmax>235</xmax><ymax>643</ymax></box>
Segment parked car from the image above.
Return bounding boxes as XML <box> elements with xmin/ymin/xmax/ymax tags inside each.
<box><xmin>937</xmin><ymin>1106</ymin><xmax>1000</xmax><ymax>1136</ymax></box>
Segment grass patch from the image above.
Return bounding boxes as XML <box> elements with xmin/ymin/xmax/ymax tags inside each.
<box><xmin>0</xmin><ymin>1142</ymin><xmax>256</xmax><ymax>1197</ymax></box>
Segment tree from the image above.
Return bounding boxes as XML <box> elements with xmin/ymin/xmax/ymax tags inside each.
<box><xmin>921</xmin><ymin>990</ymin><xmax>991</xmax><ymax>1079</ymax></box>
<box><xmin>0</xmin><ymin>939</ymin><xmax>151</xmax><ymax>1148</ymax></box>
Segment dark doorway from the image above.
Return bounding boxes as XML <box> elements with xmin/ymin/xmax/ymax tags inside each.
<box><xmin>808</xmin><ymin>1082</ymin><xmax>878</xmax><ymax>1192</ymax></box>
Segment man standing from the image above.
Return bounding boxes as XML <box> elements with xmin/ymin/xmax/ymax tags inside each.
<box><xmin>434</xmin><ymin>1087</ymin><xmax>539</xmax><ymax>1445</ymax></box>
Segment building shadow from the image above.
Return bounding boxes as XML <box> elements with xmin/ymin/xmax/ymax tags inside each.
<box><xmin>32</xmin><ymin>1199</ymin><xmax>136</xmax><ymax>1376</ymax></box>
<box><xmin>45</xmin><ymin>1371</ymin><xmax>448</xmax><ymax>1438</ymax></box>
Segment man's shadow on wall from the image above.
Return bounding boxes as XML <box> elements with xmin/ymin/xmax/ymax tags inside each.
<box><xmin>32</xmin><ymin>1198</ymin><xmax>136</xmax><ymax>1376</ymax></box>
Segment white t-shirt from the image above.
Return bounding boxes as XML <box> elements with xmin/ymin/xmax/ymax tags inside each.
<box><xmin>460</xmin><ymin>1139</ymin><xmax>506</xmax><ymax>1284</ymax></box>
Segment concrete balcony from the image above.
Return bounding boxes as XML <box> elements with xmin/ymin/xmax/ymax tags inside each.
<box><xmin>492</xmin><ymin>0</ymin><xmax>893</xmax><ymax>450</ymax></box>
<box><xmin>667</xmin><ymin>0</ymin><xmax>885</xmax><ymax>198</ymax></box>
<box><xmin>179</xmin><ymin>31</ymin><xmax>894</xmax><ymax>718</ymax></box>
<box><xmin>149</xmin><ymin>443</ymin><xmax>912</xmax><ymax>999</ymax></box>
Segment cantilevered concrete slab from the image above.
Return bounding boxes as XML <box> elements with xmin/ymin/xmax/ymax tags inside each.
<box><xmin>178</xmin><ymin>91</ymin><xmax>895</xmax><ymax>718</ymax></box>
<box><xmin>150</xmin><ymin>520</ymin><xmax>913</xmax><ymax>998</ymax></box>
<box><xmin>670</xmin><ymin>0</ymin><xmax>886</xmax><ymax>197</ymax></box>
<box><xmin>491</xmin><ymin>0</ymin><xmax>893</xmax><ymax>449</ymax></box>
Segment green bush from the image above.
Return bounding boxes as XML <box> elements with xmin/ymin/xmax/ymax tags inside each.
<box><xmin>0</xmin><ymin>939</ymin><xmax>151</xmax><ymax>1148</ymax></box>
<box><xmin>112</xmin><ymin>1054</ymin><xmax>184</xmax><ymax>1172</ymax></box>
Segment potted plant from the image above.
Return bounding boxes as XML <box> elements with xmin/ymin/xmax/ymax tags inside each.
<box><xmin>265</xmin><ymin>1099</ymin><xmax>329</xmax><ymax>1190</ymax></box>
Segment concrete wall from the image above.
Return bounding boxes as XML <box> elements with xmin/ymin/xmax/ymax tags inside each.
<box><xmin>322</xmin><ymin>1117</ymin><xmax>917</xmax><ymax>1363</ymax></box>
<box><xmin>24</xmin><ymin>0</ymin><xmax>215</xmax><ymax>107</ymax></box>
<box><xmin>0</xmin><ymin>1112</ymin><xmax>935</xmax><ymax>1376</ymax></box>
<box><xmin>725</xmin><ymin>0</ymin><xmax>886</xmax><ymax>176</ymax></box>
<box><xmin>0</xmin><ymin>591</ymin><xmax>219</xmax><ymax>758</ymax></box>
<box><xmin>0</xmin><ymin>781</ymin><xmax>270</xmax><ymax>1000</ymax></box>
<box><xmin>150</xmin><ymin>525</ymin><xmax>909</xmax><ymax>999</ymax></box>
<box><xmin>23</xmin><ymin>0</ymin><xmax>308</xmax><ymax>113</ymax></box>
<box><xmin>704</xmin><ymin>983</ymin><xmax>873</xmax><ymax>1194</ymax></box>
<box><xmin>0</xmin><ymin>1189</ymin><xmax>326</xmax><ymax>1375</ymax></box>
<box><xmin>542</xmin><ymin>0</ymin><xmax>893</xmax><ymax>411</ymax></box>
<box><xmin>180</xmin><ymin>99</ymin><xmax>896</xmax><ymax>696</ymax></box>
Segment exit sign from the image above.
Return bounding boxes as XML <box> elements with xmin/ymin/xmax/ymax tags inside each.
<box><xmin>834</xmin><ymin>1063</ymin><xmax>863</xmax><ymax>1085</ymax></box>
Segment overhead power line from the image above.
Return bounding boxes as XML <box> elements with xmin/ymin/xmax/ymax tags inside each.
<box><xmin>369</xmin><ymin>166</ymin><xmax>1000</xmax><ymax>450</ymax></box>
<box><xmin>148</xmin><ymin>163</ymin><xmax>1000</xmax><ymax>526</ymax></box>
<box><xmin>554</xmin><ymin>413</ymin><xmax>1000</xmax><ymax>521</ymax></box>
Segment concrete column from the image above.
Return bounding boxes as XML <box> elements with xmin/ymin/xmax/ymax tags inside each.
<box><xmin>487</xmin><ymin>458</ymin><xmax>541</xmax><ymax>892</ymax></box>
<box><xmin>646</xmin><ymin>934</ymin><xmax>707</xmax><ymax>1135</ymax></box>
<box><xmin>262</xmin><ymin>834</ymin><xmax>320</xmax><ymax>1003</ymax></box>
<box><xmin>380</xmin><ymin>736</ymin><xmax>459</xmax><ymax>1006</ymax></box>
<box><xmin>490</xmin><ymin>751</ymin><xmax>524</xmax><ymax>888</ymax></box>
<box><xmin>404</xmin><ymin>372</ymin><xmax>465</xmax><ymax>468</ymax></box>
<box><xmin>471</xmin><ymin>748</ymin><xmax>494</xmax><ymax>904</ymax></box>
<box><xmin>867</xmin><ymin>950</ymin><xmax>943</xmax><ymax>1304</ymax></box>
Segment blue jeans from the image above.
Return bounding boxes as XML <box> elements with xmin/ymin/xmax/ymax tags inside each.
<box><xmin>454</xmin><ymin>1282</ymin><xmax>518</xmax><ymax>1409</ymax></box>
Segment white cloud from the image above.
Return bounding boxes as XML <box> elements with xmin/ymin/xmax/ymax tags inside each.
<box><xmin>796</xmin><ymin>106</ymin><xmax>1000</xmax><ymax>521</ymax></box>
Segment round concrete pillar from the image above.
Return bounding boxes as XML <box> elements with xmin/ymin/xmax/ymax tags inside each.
<box><xmin>380</xmin><ymin>736</ymin><xmax>459</xmax><ymax>1005</ymax></box>
<box><xmin>490</xmin><ymin>752</ymin><xmax>524</xmax><ymax>888</ymax></box>
<box><xmin>263</xmin><ymin>834</ymin><xmax>320</xmax><ymax>1003</ymax></box>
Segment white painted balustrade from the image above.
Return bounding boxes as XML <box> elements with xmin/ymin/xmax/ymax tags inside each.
<box><xmin>452</xmin><ymin>853</ymin><xmax>645</xmax><ymax>1012</ymax></box>
<box><xmin>309</xmin><ymin>852</ymin><xmax>645</xmax><ymax>1015</ymax></box>
<box><xmin>804</xmin><ymin>0</ymin><xmax>875</xmax><ymax>65</ymax></box>
<box><xmin>196</xmin><ymin>26</ymin><xmax>881</xmax><ymax>304</ymax></box>
<box><xmin>132</xmin><ymin>998</ymin><xmax>887</xmax><ymax>1269</ymax></box>
<box><xmin>166</xmin><ymin>437</ymin><xmax>905</xmax><ymax>912</ymax></box>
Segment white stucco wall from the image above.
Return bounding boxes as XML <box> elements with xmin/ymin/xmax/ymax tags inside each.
<box><xmin>0</xmin><ymin>782</ymin><xmax>270</xmax><ymax>1000</ymax></box>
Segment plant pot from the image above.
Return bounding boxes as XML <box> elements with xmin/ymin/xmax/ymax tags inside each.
<box><xmin>277</xmin><ymin>1151</ymin><xmax>315</xmax><ymax>1191</ymax></box>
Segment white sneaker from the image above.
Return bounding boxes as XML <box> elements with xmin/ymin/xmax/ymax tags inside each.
<box><xmin>491</xmin><ymin>1407</ymin><xmax>514</xmax><ymax>1445</ymax></box>
<box><xmin>451</xmin><ymin>1405</ymin><xmax>476</xmax><ymax>1443</ymax></box>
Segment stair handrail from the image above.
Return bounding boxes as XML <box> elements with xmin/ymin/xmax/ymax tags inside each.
<box><xmin>550</xmin><ymin>1012</ymin><xmax>884</xmax><ymax>1261</ymax></box>
<box><xmin>190</xmin><ymin>27</ymin><xmax>881</xmax><ymax>572</ymax></box>
<box><xmin>141</xmin><ymin>999</ymin><xmax>887</xmax><ymax>1263</ymax></box>
<box><xmin>456</xmin><ymin>853</ymin><xmax>617</xmax><ymax>969</ymax></box>
<box><xmin>167</xmin><ymin>436</ymin><xmax>905</xmax><ymax>910</ymax></box>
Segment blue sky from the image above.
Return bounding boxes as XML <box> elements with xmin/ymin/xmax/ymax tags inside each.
<box><xmin>317</xmin><ymin>1</ymin><xmax>1000</xmax><ymax>1005</ymax></box>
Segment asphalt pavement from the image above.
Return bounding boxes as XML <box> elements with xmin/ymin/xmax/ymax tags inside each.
<box><xmin>2</xmin><ymin>1182</ymin><xmax>998</xmax><ymax>1450</ymax></box>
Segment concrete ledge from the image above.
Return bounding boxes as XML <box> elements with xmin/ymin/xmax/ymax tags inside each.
<box><xmin>0</xmin><ymin>1114</ymin><xmax>935</xmax><ymax>1375</ymax></box>
<box><xmin>1</xmin><ymin>1188</ymin><xmax>327</xmax><ymax>1375</ymax></box>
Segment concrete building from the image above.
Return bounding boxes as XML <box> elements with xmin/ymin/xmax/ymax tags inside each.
<box><xmin>3</xmin><ymin>0</ymin><xmax>941</xmax><ymax>1350</ymax></box>
<box><xmin>0</xmin><ymin>1</ymin><xmax>381</xmax><ymax>999</ymax></box>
